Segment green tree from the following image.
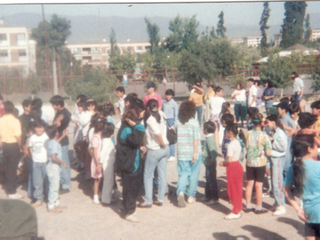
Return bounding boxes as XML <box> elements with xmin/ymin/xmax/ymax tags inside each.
<box><xmin>259</xmin><ymin>2</ymin><xmax>271</xmax><ymax>57</ymax></box>
<box><xmin>165</xmin><ymin>15</ymin><xmax>199</xmax><ymax>52</ymax></box>
<box><xmin>64</xmin><ymin>67</ymin><xmax>117</xmax><ymax>104</ymax></box>
<box><xmin>145</xmin><ymin>17</ymin><xmax>160</xmax><ymax>54</ymax></box>
<box><xmin>26</xmin><ymin>71</ymin><xmax>42</xmax><ymax>95</ymax></box>
<box><xmin>280</xmin><ymin>1</ymin><xmax>307</xmax><ymax>48</ymax></box>
<box><xmin>109</xmin><ymin>28</ymin><xmax>121</xmax><ymax>58</ymax></box>
<box><xmin>109</xmin><ymin>50</ymin><xmax>136</xmax><ymax>72</ymax></box>
<box><xmin>216</xmin><ymin>11</ymin><xmax>227</xmax><ymax>38</ymax></box>
<box><xmin>209</xmin><ymin>26</ymin><xmax>217</xmax><ymax>40</ymax></box>
<box><xmin>304</xmin><ymin>13</ymin><xmax>312</xmax><ymax>42</ymax></box>
<box><xmin>311</xmin><ymin>58</ymin><xmax>320</xmax><ymax>92</ymax></box>
<box><xmin>259</xmin><ymin>50</ymin><xmax>296</xmax><ymax>92</ymax></box>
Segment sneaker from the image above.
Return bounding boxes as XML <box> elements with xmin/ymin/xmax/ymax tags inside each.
<box><xmin>206</xmin><ymin>199</ymin><xmax>219</xmax><ymax>206</ymax></box>
<box><xmin>32</xmin><ymin>200</ymin><xmax>43</xmax><ymax>208</ymax></box>
<box><xmin>125</xmin><ymin>213</ymin><xmax>140</xmax><ymax>223</ymax></box>
<box><xmin>243</xmin><ymin>208</ymin><xmax>255</xmax><ymax>213</ymax></box>
<box><xmin>255</xmin><ymin>209</ymin><xmax>268</xmax><ymax>214</ymax></box>
<box><xmin>8</xmin><ymin>193</ymin><xmax>24</xmax><ymax>199</ymax></box>
<box><xmin>168</xmin><ymin>156</ymin><xmax>176</xmax><ymax>162</ymax></box>
<box><xmin>93</xmin><ymin>198</ymin><xmax>100</xmax><ymax>205</ymax></box>
<box><xmin>224</xmin><ymin>212</ymin><xmax>242</xmax><ymax>220</ymax></box>
<box><xmin>273</xmin><ymin>206</ymin><xmax>286</xmax><ymax>216</ymax></box>
<box><xmin>48</xmin><ymin>206</ymin><xmax>62</xmax><ymax>213</ymax></box>
<box><xmin>262</xmin><ymin>192</ymin><xmax>270</xmax><ymax>198</ymax></box>
<box><xmin>187</xmin><ymin>196</ymin><xmax>196</xmax><ymax>204</ymax></box>
<box><xmin>177</xmin><ymin>192</ymin><xmax>186</xmax><ymax>208</ymax></box>
<box><xmin>201</xmin><ymin>197</ymin><xmax>210</xmax><ymax>202</ymax></box>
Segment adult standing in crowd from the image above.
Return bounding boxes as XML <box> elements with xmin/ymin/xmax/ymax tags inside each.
<box><xmin>189</xmin><ymin>81</ymin><xmax>204</xmax><ymax>127</ymax></box>
<box><xmin>291</xmin><ymin>71</ymin><xmax>304</xmax><ymax>105</ymax></box>
<box><xmin>0</xmin><ymin>101</ymin><xmax>23</xmax><ymax>199</ymax></box>
<box><xmin>247</xmin><ymin>78</ymin><xmax>257</xmax><ymax>108</ymax></box>
<box><xmin>50</xmin><ymin>95</ymin><xmax>71</xmax><ymax>194</ymax></box>
<box><xmin>143</xmin><ymin>81</ymin><xmax>162</xmax><ymax>108</ymax></box>
<box><xmin>31</xmin><ymin>98</ymin><xmax>48</xmax><ymax>123</ymax></box>
<box><xmin>175</xmin><ymin>101</ymin><xmax>202</xmax><ymax>207</ymax></box>
<box><xmin>138</xmin><ymin>99</ymin><xmax>169</xmax><ymax>208</ymax></box>
<box><xmin>115</xmin><ymin>104</ymin><xmax>145</xmax><ymax>222</ymax></box>
<box><xmin>204</xmin><ymin>84</ymin><xmax>215</xmax><ymax>122</ymax></box>
<box><xmin>255</xmin><ymin>80</ymin><xmax>263</xmax><ymax>112</ymax></box>
<box><xmin>262</xmin><ymin>79</ymin><xmax>275</xmax><ymax>111</ymax></box>
<box><xmin>231</xmin><ymin>82</ymin><xmax>246</xmax><ymax>127</ymax></box>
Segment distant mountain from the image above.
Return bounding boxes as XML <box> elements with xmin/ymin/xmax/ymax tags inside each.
<box><xmin>2</xmin><ymin>12</ymin><xmax>320</xmax><ymax>43</ymax></box>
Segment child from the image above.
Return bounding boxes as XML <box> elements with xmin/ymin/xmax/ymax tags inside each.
<box><xmin>25</xmin><ymin>122</ymin><xmax>36</xmax><ymax>200</ymax></box>
<box><xmin>46</xmin><ymin>125</ymin><xmax>68</xmax><ymax>213</ymax></box>
<box><xmin>247</xmin><ymin>78</ymin><xmax>257</xmax><ymax>107</ymax></box>
<box><xmin>116</xmin><ymin>86</ymin><xmax>126</xmax><ymax>118</ymax></box>
<box><xmin>289</xmin><ymin>103</ymin><xmax>300</xmax><ymax>129</ymax></box>
<box><xmin>101</xmin><ymin>122</ymin><xmax>116</xmax><ymax>205</ymax></box>
<box><xmin>143</xmin><ymin>81</ymin><xmax>163</xmax><ymax>108</ymax></box>
<box><xmin>247</xmin><ymin>107</ymin><xmax>259</xmax><ymax>131</ymax></box>
<box><xmin>244</xmin><ymin>113</ymin><xmax>271</xmax><ymax>214</ymax></box>
<box><xmin>101</xmin><ymin>102</ymin><xmax>115</xmax><ymax>125</ymax></box>
<box><xmin>283</xmin><ymin>134</ymin><xmax>320</xmax><ymax>240</ymax></box>
<box><xmin>209</xmin><ymin>86</ymin><xmax>226</xmax><ymax>145</ymax></box>
<box><xmin>91</xmin><ymin>117</ymin><xmax>107</xmax><ymax>204</ymax></box>
<box><xmin>220</xmin><ymin>123</ymin><xmax>245</xmax><ymax>220</ymax></box>
<box><xmin>220</xmin><ymin>113</ymin><xmax>235</xmax><ymax>158</ymax></box>
<box><xmin>189</xmin><ymin>83</ymin><xmax>204</xmax><ymax>127</ymax></box>
<box><xmin>311</xmin><ymin>100</ymin><xmax>320</xmax><ymax>130</ymax></box>
<box><xmin>231</xmin><ymin>82</ymin><xmax>247</xmax><ymax>127</ymax></box>
<box><xmin>87</xmin><ymin>99</ymin><xmax>98</xmax><ymax>114</ymax></box>
<box><xmin>28</xmin><ymin>119</ymin><xmax>49</xmax><ymax>207</ymax></box>
<box><xmin>162</xmin><ymin>89</ymin><xmax>179</xmax><ymax>162</ymax></box>
<box><xmin>255</xmin><ymin>80</ymin><xmax>263</xmax><ymax>111</ymax></box>
<box><xmin>266</xmin><ymin>114</ymin><xmax>288</xmax><ymax>216</ymax></box>
<box><xmin>297</xmin><ymin>113</ymin><xmax>320</xmax><ymax>154</ymax></box>
<box><xmin>202</xmin><ymin>121</ymin><xmax>219</xmax><ymax>205</ymax></box>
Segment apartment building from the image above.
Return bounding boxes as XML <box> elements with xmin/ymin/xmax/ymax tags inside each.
<box><xmin>0</xmin><ymin>19</ymin><xmax>36</xmax><ymax>75</ymax></box>
<box><xmin>230</xmin><ymin>38</ymin><xmax>244</xmax><ymax>44</ymax></box>
<box><xmin>244</xmin><ymin>36</ymin><xmax>264</xmax><ymax>47</ymax></box>
<box><xmin>312</xmin><ymin>29</ymin><xmax>320</xmax><ymax>42</ymax></box>
<box><xmin>66</xmin><ymin>40</ymin><xmax>151</xmax><ymax>68</ymax></box>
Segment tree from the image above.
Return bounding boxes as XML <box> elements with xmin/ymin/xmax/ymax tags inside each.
<box><xmin>209</xmin><ymin>26</ymin><xmax>217</xmax><ymax>40</ymax></box>
<box><xmin>26</xmin><ymin>72</ymin><xmax>42</xmax><ymax>95</ymax></box>
<box><xmin>145</xmin><ymin>17</ymin><xmax>160</xmax><ymax>54</ymax></box>
<box><xmin>311</xmin><ymin>56</ymin><xmax>320</xmax><ymax>92</ymax></box>
<box><xmin>304</xmin><ymin>13</ymin><xmax>312</xmax><ymax>42</ymax></box>
<box><xmin>165</xmin><ymin>15</ymin><xmax>199</xmax><ymax>52</ymax></box>
<box><xmin>109</xmin><ymin>50</ymin><xmax>136</xmax><ymax>72</ymax></box>
<box><xmin>280</xmin><ymin>1</ymin><xmax>307</xmax><ymax>48</ymax></box>
<box><xmin>259</xmin><ymin>2</ymin><xmax>271</xmax><ymax>57</ymax></box>
<box><xmin>216</xmin><ymin>11</ymin><xmax>227</xmax><ymax>38</ymax></box>
<box><xmin>259</xmin><ymin>50</ymin><xmax>296</xmax><ymax>94</ymax></box>
<box><xmin>109</xmin><ymin>28</ymin><xmax>120</xmax><ymax>58</ymax></box>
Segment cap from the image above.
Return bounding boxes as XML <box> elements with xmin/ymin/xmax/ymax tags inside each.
<box><xmin>277</xmin><ymin>102</ymin><xmax>289</xmax><ymax>111</ymax></box>
<box><xmin>265</xmin><ymin>107</ymin><xmax>279</xmax><ymax>116</ymax></box>
<box><xmin>146</xmin><ymin>81</ymin><xmax>156</xmax><ymax>89</ymax></box>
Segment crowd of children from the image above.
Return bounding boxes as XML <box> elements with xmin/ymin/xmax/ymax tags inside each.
<box><xmin>1</xmin><ymin>75</ymin><xmax>320</xmax><ymax>238</ymax></box>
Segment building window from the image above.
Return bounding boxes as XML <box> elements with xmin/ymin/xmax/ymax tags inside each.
<box><xmin>17</xmin><ymin>33</ymin><xmax>26</xmax><ymax>41</ymax></box>
<box><xmin>92</xmin><ymin>47</ymin><xmax>101</xmax><ymax>54</ymax></box>
<box><xmin>92</xmin><ymin>56</ymin><xmax>101</xmax><ymax>60</ymax></box>
<box><xmin>72</xmin><ymin>47</ymin><xmax>81</xmax><ymax>54</ymax></box>
<box><xmin>18</xmin><ymin>49</ymin><xmax>27</xmax><ymax>62</ymax></box>
<box><xmin>0</xmin><ymin>50</ymin><xmax>9</xmax><ymax>62</ymax></box>
<box><xmin>0</xmin><ymin>34</ymin><xmax>7</xmax><ymax>41</ymax></box>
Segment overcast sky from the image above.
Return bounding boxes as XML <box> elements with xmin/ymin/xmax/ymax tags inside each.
<box><xmin>1</xmin><ymin>1</ymin><xmax>320</xmax><ymax>27</ymax></box>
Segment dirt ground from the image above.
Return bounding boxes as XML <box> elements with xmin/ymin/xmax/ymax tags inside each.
<box><xmin>0</xmin><ymin>101</ymin><xmax>308</xmax><ymax>240</ymax></box>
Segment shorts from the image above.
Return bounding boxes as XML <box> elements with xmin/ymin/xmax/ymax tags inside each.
<box><xmin>246</xmin><ymin>166</ymin><xmax>266</xmax><ymax>182</ymax></box>
<box><xmin>305</xmin><ymin>223</ymin><xmax>320</xmax><ymax>238</ymax></box>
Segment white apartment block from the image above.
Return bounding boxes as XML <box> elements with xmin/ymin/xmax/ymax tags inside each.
<box><xmin>274</xmin><ymin>33</ymin><xmax>282</xmax><ymax>46</ymax></box>
<box><xmin>66</xmin><ymin>40</ymin><xmax>151</xmax><ymax>68</ymax></box>
<box><xmin>230</xmin><ymin>38</ymin><xmax>244</xmax><ymax>44</ymax></box>
<box><xmin>312</xmin><ymin>29</ymin><xmax>320</xmax><ymax>42</ymax></box>
<box><xmin>244</xmin><ymin>36</ymin><xmax>264</xmax><ymax>47</ymax></box>
<box><xmin>0</xmin><ymin>20</ymin><xmax>36</xmax><ymax>75</ymax></box>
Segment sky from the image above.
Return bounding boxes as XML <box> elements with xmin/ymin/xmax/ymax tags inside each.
<box><xmin>0</xmin><ymin>1</ymin><xmax>320</xmax><ymax>27</ymax></box>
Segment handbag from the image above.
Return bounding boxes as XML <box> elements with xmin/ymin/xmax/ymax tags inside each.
<box><xmin>164</xmin><ymin>118</ymin><xmax>177</xmax><ymax>145</ymax></box>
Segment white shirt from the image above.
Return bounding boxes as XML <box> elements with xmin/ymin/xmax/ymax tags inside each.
<box><xmin>209</xmin><ymin>96</ymin><xmax>226</xmax><ymax>115</ymax></box>
<box><xmin>118</xmin><ymin>95</ymin><xmax>126</xmax><ymax>116</ymax></box>
<box><xmin>145</xmin><ymin>111</ymin><xmax>169</xmax><ymax>150</ymax></box>
<box><xmin>231</xmin><ymin>89</ymin><xmax>246</xmax><ymax>102</ymax></box>
<box><xmin>227</xmin><ymin>139</ymin><xmax>242</xmax><ymax>162</ymax></box>
<box><xmin>293</xmin><ymin>77</ymin><xmax>304</xmax><ymax>92</ymax></box>
<box><xmin>29</xmin><ymin>133</ymin><xmax>49</xmax><ymax>163</ymax></box>
<box><xmin>78</xmin><ymin>110</ymin><xmax>93</xmax><ymax>137</ymax></box>
<box><xmin>100</xmin><ymin>138</ymin><xmax>116</xmax><ymax>171</ymax></box>
<box><xmin>248</xmin><ymin>85</ymin><xmax>257</xmax><ymax>107</ymax></box>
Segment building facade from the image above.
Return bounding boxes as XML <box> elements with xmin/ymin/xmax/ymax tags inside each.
<box><xmin>312</xmin><ymin>29</ymin><xmax>320</xmax><ymax>42</ymax></box>
<box><xmin>0</xmin><ymin>20</ymin><xmax>36</xmax><ymax>75</ymax></box>
<box><xmin>66</xmin><ymin>40</ymin><xmax>151</xmax><ymax>68</ymax></box>
<box><xmin>244</xmin><ymin>36</ymin><xmax>264</xmax><ymax>47</ymax></box>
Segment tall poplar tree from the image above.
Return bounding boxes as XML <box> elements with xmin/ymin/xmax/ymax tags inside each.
<box><xmin>280</xmin><ymin>1</ymin><xmax>307</xmax><ymax>48</ymax></box>
<box><xmin>304</xmin><ymin>13</ymin><xmax>312</xmax><ymax>41</ymax></box>
<box><xmin>216</xmin><ymin>11</ymin><xmax>227</xmax><ymax>38</ymax></box>
<box><xmin>145</xmin><ymin>17</ymin><xmax>160</xmax><ymax>54</ymax></box>
<box><xmin>259</xmin><ymin>2</ymin><xmax>271</xmax><ymax>57</ymax></box>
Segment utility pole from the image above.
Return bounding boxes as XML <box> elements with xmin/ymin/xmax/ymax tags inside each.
<box><xmin>52</xmin><ymin>50</ymin><xmax>58</xmax><ymax>95</ymax></box>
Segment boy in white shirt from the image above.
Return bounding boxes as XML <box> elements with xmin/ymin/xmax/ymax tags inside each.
<box><xmin>248</xmin><ymin>78</ymin><xmax>257</xmax><ymax>107</ymax></box>
<box><xmin>28</xmin><ymin>119</ymin><xmax>49</xmax><ymax>207</ymax></box>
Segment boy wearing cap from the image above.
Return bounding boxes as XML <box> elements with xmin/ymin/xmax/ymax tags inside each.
<box><xmin>143</xmin><ymin>81</ymin><xmax>162</xmax><ymax>108</ymax></box>
<box><xmin>277</xmin><ymin>102</ymin><xmax>297</xmax><ymax>175</ymax></box>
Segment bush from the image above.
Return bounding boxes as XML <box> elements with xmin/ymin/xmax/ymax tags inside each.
<box><xmin>26</xmin><ymin>72</ymin><xmax>42</xmax><ymax>95</ymax></box>
<box><xmin>63</xmin><ymin>67</ymin><xmax>118</xmax><ymax>104</ymax></box>
<box><xmin>229</xmin><ymin>75</ymin><xmax>247</xmax><ymax>89</ymax></box>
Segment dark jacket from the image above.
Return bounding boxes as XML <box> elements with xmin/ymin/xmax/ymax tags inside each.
<box><xmin>115</xmin><ymin>122</ymin><xmax>145</xmax><ymax>175</ymax></box>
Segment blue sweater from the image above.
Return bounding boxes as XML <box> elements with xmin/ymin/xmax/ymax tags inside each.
<box><xmin>162</xmin><ymin>99</ymin><xmax>179</xmax><ymax>121</ymax></box>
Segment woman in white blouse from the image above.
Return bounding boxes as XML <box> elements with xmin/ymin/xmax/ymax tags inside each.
<box><xmin>231</xmin><ymin>82</ymin><xmax>247</xmax><ymax>127</ymax></box>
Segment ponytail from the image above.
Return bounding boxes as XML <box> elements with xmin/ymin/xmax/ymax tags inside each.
<box><xmin>292</xmin><ymin>158</ymin><xmax>305</xmax><ymax>196</ymax></box>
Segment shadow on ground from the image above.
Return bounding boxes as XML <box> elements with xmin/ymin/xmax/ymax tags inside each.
<box><xmin>277</xmin><ymin>217</ymin><xmax>304</xmax><ymax>237</ymax></box>
<box><xmin>213</xmin><ymin>232</ymin><xmax>250</xmax><ymax>240</ymax></box>
<box><xmin>242</xmin><ymin>225</ymin><xmax>286</xmax><ymax>240</ymax></box>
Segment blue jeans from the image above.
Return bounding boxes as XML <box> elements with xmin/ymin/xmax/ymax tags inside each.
<box><xmin>46</xmin><ymin>162</ymin><xmax>61</xmax><ymax>209</ymax></box>
<box><xmin>265</xmin><ymin>99</ymin><xmax>273</xmax><ymax>111</ymax></box>
<box><xmin>284</xmin><ymin>138</ymin><xmax>293</xmax><ymax>175</ymax></box>
<box><xmin>271</xmin><ymin>156</ymin><xmax>286</xmax><ymax>207</ymax></box>
<box><xmin>166</xmin><ymin>118</ymin><xmax>175</xmax><ymax>157</ymax></box>
<box><xmin>176</xmin><ymin>156</ymin><xmax>202</xmax><ymax>197</ymax></box>
<box><xmin>60</xmin><ymin>145</ymin><xmax>70</xmax><ymax>190</ymax></box>
<box><xmin>27</xmin><ymin>158</ymin><xmax>34</xmax><ymax>199</ymax></box>
<box><xmin>205</xmin><ymin>164</ymin><xmax>219</xmax><ymax>201</ymax></box>
<box><xmin>144</xmin><ymin>146</ymin><xmax>170</xmax><ymax>204</ymax></box>
<box><xmin>196</xmin><ymin>105</ymin><xmax>203</xmax><ymax>127</ymax></box>
<box><xmin>33</xmin><ymin>162</ymin><xmax>47</xmax><ymax>201</ymax></box>
<box><xmin>293</xmin><ymin>92</ymin><xmax>301</xmax><ymax>104</ymax></box>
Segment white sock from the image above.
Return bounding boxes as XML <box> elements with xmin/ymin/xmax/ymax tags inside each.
<box><xmin>93</xmin><ymin>195</ymin><xmax>99</xmax><ymax>201</ymax></box>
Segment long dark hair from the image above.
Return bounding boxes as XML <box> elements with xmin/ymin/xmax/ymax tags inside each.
<box><xmin>225</xmin><ymin>123</ymin><xmax>246</xmax><ymax>143</ymax></box>
<box><xmin>291</xmin><ymin>134</ymin><xmax>315</xmax><ymax>196</ymax></box>
<box><xmin>178</xmin><ymin>101</ymin><xmax>196</xmax><ymax>125</ymax></box>
<box><xmin>144</xmin><ymin>99</ymin><xmax>161</xmax><ymax>128</ymax></box>
<box><xmin>266</xmin><ymin>114</ymin><xmax>284</xmax><ymax>130</ymax></box>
